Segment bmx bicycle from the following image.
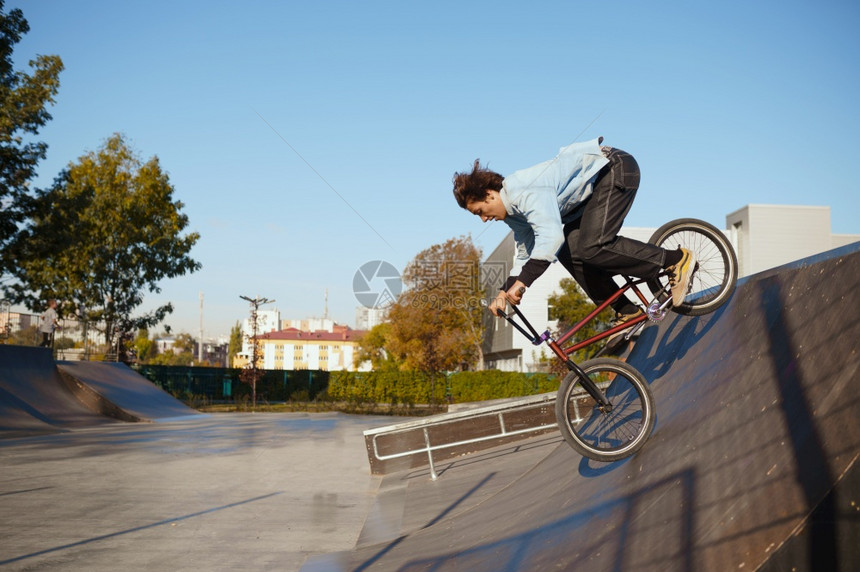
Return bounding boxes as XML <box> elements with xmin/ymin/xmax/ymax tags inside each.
<box><xmin>492</xmin><ymin>218</ymin><xmax>738</xmax><ymax>462</ymax></box>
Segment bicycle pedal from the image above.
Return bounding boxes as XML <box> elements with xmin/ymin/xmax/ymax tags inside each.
<box><xmin>647</xmin><ymin>300</ymin><xmax>668</xmax><ymax>321</ymax></box>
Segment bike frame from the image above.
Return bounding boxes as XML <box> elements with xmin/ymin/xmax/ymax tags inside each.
<box><xmin>498</xmin><ymin>272</ymin><xmax>674</xmax><ymax>408</ymax></box>
<box><xmin>502</xmin><ymin>273</ymin><xmax>671</xmax><ymax>358</ymax></box>
<box><xmin>502</xmin><ymin>303</ymin><xmax>613</xmax><ymax>408</ymax></box>
<box><xmin>556</xmin><ymin>275</ymin><xmax>656</xmax><ymax>355</ymax></box>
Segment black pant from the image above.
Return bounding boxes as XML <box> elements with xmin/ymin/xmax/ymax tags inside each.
<box><xmin>558</xmin><ymin>148</ymin><xmax>666</xmax><ymax>314</ymax></box>
<box><xmin>40</xmin><ymin>332</ymin><xmax>52</xmax><ymax>347</ymax></box>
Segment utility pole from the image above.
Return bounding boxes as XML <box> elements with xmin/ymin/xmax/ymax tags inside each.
<box><xmin>239</xmin><ymin>294</ymin><xmax>275</xmax><ymax>410</ymax></box>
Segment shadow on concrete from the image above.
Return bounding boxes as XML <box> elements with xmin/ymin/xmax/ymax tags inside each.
<box><xmin>0</xmin><ymin>492</ymin><xmax>283</xmax><ymax>567</ymax></box>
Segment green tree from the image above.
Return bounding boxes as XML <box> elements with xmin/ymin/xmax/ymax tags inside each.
<box><xmin>0</xmin><ymin>2</ymin><xmax>63</xmax><ymax>259</ymax></box>
<box><xmin>543</xmin><ymin>277</ymin><xmax>614</xmax><ymax>374</ymax></box>
<box><xmin>54</xmin><ymin>335</ymin><xmax>75</xmax><ymax>351</ymax></box>
<box><xmin>4</xmin><ymin>133</ymin><xmax>201</xmax><ymax>353</ymax></box>
<box><xmin>354</xmin><ymin>322</ymin><xmax>399</xmax><ymax>371</ymax></box>
<box><xmin>8</xmin><ymin>323</ymin><xmax>37</xmax><ymax>346</ymax></box>
<box><xmin>385</xmin><ymin>235</ymin><xmax>485</xmax><ymax>373</ymax></box>
<box><xmin>172</xmin><ymin>332</ymin><xmax>196</xmax><ymax>353</ymax></box>
<box><xmin>149</xmin><ymin>332</ymin><xmax>195</xmax><ymax>366</ymax></box>
<box><xmin>132</xmin><ymin>328</ymin><xmax>156</xmax><ymax>363</ymax></box>
<box><xmin>150</xmin><ymin>348</ymin><xmax>194</xmax><ymax>366</ymax></box>
<box><xmin>227</xmin><ymin>321</ymin><xmax>242</xmax><ymax>368</ymax></box>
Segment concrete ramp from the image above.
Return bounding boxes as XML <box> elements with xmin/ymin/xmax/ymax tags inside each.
<box><xmin>57</xmin><ymin>361</ymin><xmax>200</xmax><ymax>421</ymax></box>
<box><xmin>0</xmin><ymin>384</ymin><xmax>70</xmax><ymax>437</ymax></box>
<box><xmin>0</xmin><ymin>346</ymin><xmax>119</xmax><ymax>437</ymax></box>
<box><xmin>309</xmin><ymin>243</ymin><xmax>860</xmax><ymax>571</ymax></box>
<box><xmin>0</xmin><ymin>348</ymin><xmax>200</xmax><ymax>438</ymax></box>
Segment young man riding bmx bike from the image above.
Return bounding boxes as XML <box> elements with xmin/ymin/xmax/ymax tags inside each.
<box><xmin>453</xmin><ymin>137</ymin><xmax>696</xmax><ymax>354</ymax></box>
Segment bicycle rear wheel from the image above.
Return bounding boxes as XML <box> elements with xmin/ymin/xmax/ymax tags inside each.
<box><xmin>647</xmin><ymin>218</ymin><xmax>738</xmax><ymax>316</ymax></box>
<box><xmin>555</xmin><ymin>358</ymin><xmax>655</xmax><ymax>462</ymax></box>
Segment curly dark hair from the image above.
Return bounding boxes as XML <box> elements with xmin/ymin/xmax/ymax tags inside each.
<box><xmin>452</xmin><ymin>160</ymin><xmax>504</xmax><ymax>209</ymax></box>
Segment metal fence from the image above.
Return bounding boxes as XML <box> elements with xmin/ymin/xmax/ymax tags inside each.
<box><xmin>133</xmin><ymin>364</ymin><xmax>330</xmax><ymax>403</ymax></box>
<box><xmin>364</xmin><ymin>392</ymin><xmax>558</xmax><ymax>479</ymax></box>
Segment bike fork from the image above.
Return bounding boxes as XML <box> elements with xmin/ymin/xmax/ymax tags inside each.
<box><xmin>547</xmin><ymin>338</ymin><xmax>612</xmax><ymax>409</ymax></box>
<box><xmin>565</xmin><ymin>359</ymin><xmax>613</xmax><ymax>411</ymax></box>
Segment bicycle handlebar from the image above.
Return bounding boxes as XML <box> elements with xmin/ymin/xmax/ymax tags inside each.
<box><xmin>484</xmin><ymin>300</ymin><xmax>548</xmax><ymax>346</ymax></box>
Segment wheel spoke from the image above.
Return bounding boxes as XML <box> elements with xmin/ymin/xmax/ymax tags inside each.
<box><xmin>646</xmin><ymin>219</ymin><xmax>738</xmax><ymax>316</ymax></box>
<box><xmin>556</xmin><ymin>359</ymin><xmax>654</xmax><ymax>461</ymax></box>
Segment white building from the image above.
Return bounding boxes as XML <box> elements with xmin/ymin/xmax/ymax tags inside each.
<box><xmin>483</xmin><ymin>204</ymin><xmax>860</xmax><ymax>372</ymax></box>
<box><xmin>154</xmin><ymin>335</ymin><xmax>180</xmax><ymax>355</ymax></box>
<box><xmin>258</xmin><ymin>327</ymin><xmax>369</xmax><ymax>372</ymax></box>
<box><xmin>240</xmin><ymin>308</ymin><xmax>280</xmax><ymax>353</ymax></box>
<box><xmin>283</xmin><ymin>317</ymin><xmax>338</xmax><ymax>333</ymax></box>
<box><xmin>242</xmin><ymin>308</ymin><xmax>280</xmax><ymax>336</ymax></box>
<box><xmin>726</xmin><ymin>204</ymin><xmax>860</xmax><ymax>277</ymax></box>
<box><xmin>355</xmin><ymin>306</ymin><xmax>387</xmax><ymax>330</ymax></box>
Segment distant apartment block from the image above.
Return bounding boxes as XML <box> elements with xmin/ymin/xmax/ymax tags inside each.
<box><xmin>355</xmin><ymin>306</ymin><xmax>387</xmax><ymax>330</ymax></box>
<box><xmin>282</xmin><ymin>317</ymin><xmax>337</xmax><ymax>333</ymax></box>
<box><xmin>194</xmin><ymin>339</ymin><xmax>229</xmax><ymax>367</ymax></box>
<box><xmin>234</xmin><ymin>310</ymin><xmax>374</xmax><ymax>370</ymax></box>
<box><xmin>234</xmin><ymin>307</ymin><xmax>277</xmax><ymax>368</ymax></box>
<box><xmin>256</xmin><ymin>325</ymin><xmax>368</xmax><ymax>372</ymax></box>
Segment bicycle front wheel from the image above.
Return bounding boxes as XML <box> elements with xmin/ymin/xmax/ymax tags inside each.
<box><xmin>555</xmin><ymin>358</ymin><xmax>655</xmax><ymax>462</ymax></box>
<box><xmin>647</xmin><ymin>218</ymin><xmax>739</xmax><ymax>316</ymax></box>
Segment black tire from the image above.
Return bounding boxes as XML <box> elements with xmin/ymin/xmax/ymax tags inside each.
<box><xmin>555</xmin><ymin>358</ymin><xmax>655</xmax><ymax>462</ymax></box>
<box><xmin>647</xmin><ymin>218</ymin><xmax>738</xmax><ymax>316</ymax></box>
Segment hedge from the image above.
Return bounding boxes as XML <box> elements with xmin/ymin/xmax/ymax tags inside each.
<box><xmin>135</xmin><ymin>365</ymin><xmax>560</xmax><ymax>406</ymax></box>
<box><xmin>448</xmin><ymin>370</ymin><xmax>559</xmax><ymax>402</ymax></box>
<box><xmin>328</xmin><ymin>370</ymin><xmax>559</xmax><ymax>405</ymax></box>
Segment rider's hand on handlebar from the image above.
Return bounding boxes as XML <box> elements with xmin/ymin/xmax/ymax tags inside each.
<box><xmin>489</xmin><ymin>281</ymin><xmax>526</xmax><ymax>316</ymax></box>
<box><xmin>488</xmin><ymin>293</ymin><xmax>507</xmax><ymax>316</ymax></box>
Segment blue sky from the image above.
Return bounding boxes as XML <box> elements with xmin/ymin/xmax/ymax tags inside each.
<box><xmin>11</xmin><ymin>0</ymin><xmax>860</xmax><ymax>338</ymax></box>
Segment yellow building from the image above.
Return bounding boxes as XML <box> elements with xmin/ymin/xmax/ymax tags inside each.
<box><xmin>249</xmin><ymin>326</ymin><xmax>368</xmax><ymax>372</ymax></box>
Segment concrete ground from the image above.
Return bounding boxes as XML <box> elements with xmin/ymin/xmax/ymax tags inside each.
<box><xmin>0</xmin><ymin>412</ymin><xmax>394</xmax><ymax>571</ymax></box>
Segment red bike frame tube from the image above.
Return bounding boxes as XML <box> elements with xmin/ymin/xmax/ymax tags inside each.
<box><xmin>555</xmin><ymin>278</ymin><xmax>652</xmax><ymax>348</ymax></box>
<box><xmin>563</xmin><ymin>313</ymin><xmax>648</xmax><ymax>355</ymax></box>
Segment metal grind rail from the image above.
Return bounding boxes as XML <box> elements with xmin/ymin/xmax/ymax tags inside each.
<box><xmin>364</xmin><ymin>393</ymin><xmax>565</xmax><ymax>480</ymax></box>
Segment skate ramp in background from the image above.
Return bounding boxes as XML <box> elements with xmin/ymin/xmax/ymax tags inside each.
<box><xmin>0</xmin><ymin>349</ymin><xmax>200</xmax><ymax>438</ymax></box>
<box><xmin>0</xmin><ymin>346</ymin><xmax>120</xmax><ymax>437</ymax></box>
<box><xmin>57</xmin><ymin>361</ymin><xmax>200</xmax><ymax>422</ymax></box>
<box><xmin>308</xmin><ymin>242</ymin><xmax>860</xmax><ymax>571</ymax></box>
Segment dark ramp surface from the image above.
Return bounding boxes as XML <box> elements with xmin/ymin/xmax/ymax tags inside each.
<box><xmin>57</xmin><ymin>361</ymin><xmax>200</xmax><ymax>421</ymax></box>
<box><xmin>0</xmin><ymin>346</ymin><xmax>118</xmax><ymax>437</ymax></box>
<box><xmin>314</xmin><ymin>244</ymin><xmax>860</xmax><ymax>571</ymax></box>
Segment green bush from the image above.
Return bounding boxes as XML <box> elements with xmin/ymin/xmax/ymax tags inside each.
<box><xmin>328</xmin><ymin>370</ymin><xmax>447</xmax><ymax>405</ymax></box>
<box><xmin>137</xmin><ymin>365</ymin><xmax>558</xmax><ymax>407</ymax></box>
<box><xmin>447</xmin><ymin>371</ymin><xmax>559</xmax><ymax>402</ymax></box>
<box><xmin>328</xmin><ymin>370</ymin><xmax>558</xmax><ymax>405</ymax></box>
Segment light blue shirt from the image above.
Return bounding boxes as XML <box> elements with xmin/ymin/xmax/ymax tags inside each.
<box><xmin>499</xmin><ymin>138</ymin><xmax>609</xmax><ymax>276</ymax></box>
